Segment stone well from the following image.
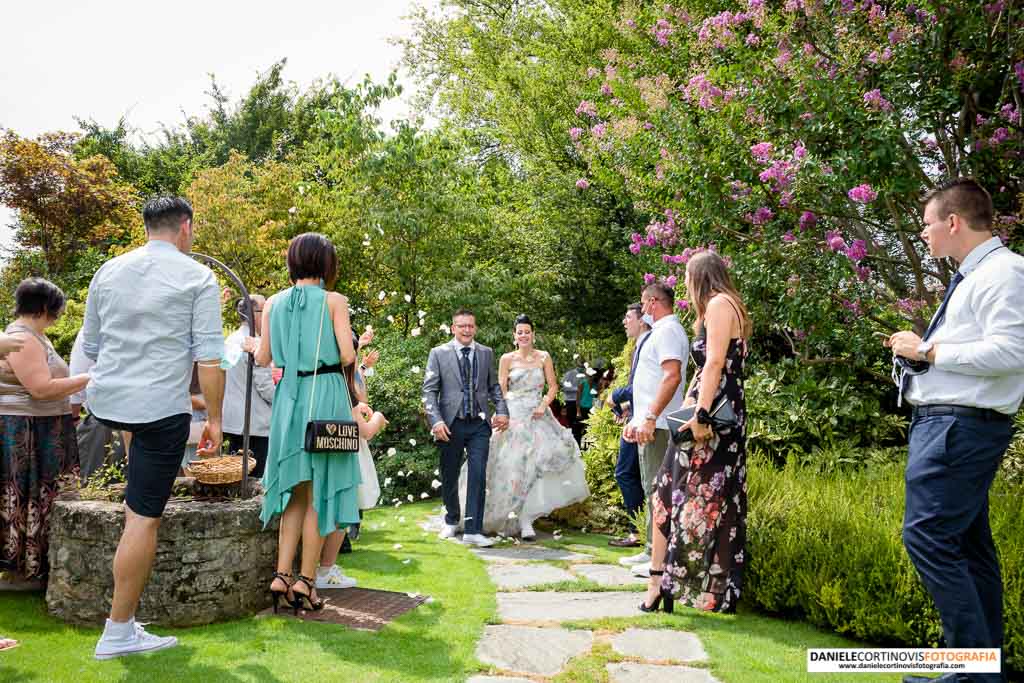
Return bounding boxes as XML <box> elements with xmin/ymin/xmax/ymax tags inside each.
<box><xmin>46</xmin><ymin>497</ymin><xmax>278</xmax><ymax>627</ymax></box>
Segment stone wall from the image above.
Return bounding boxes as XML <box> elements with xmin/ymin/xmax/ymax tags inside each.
<box><xmin>46</xmin><ymin>497</ymin><xmax>279</xmax><ymax>627</ymax></box>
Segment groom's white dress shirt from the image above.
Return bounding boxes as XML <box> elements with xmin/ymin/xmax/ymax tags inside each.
<box><xmin>907</xmin><ymin>237</ymin><xmax>1024</xmax><ymax>415</ymax></box>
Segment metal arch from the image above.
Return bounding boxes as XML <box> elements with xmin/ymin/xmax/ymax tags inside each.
<box><xmin>189</xmin><ymin>252</ymin><xmax>255</xmax><ymax>498</ymax></box>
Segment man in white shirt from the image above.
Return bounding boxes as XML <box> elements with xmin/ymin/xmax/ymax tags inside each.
<box><xmin>887</xmin><ymin>179</ymin><xmax>1024</xmax><ymax>683</ymax></box>
<box><xmin>620</xmin><ymin>283</ymin><xmax>688</xmax><ymax>575</ymax></box>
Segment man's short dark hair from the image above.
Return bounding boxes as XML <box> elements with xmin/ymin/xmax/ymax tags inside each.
<box><xmin>143</xmin><ymin>196</ymin><xmax>193</xmax><ymax>234</ymax></box>
<box><xmin>453</xmin><ymin>307</ymin><xmax>475</xmax><ymax>321</ymax></box>
<box><xmin>923</xmin><ymin>178</ymin><xmax>994</xmax><ymax>231</ymax></box>
<box><xmin>287</xmin><ymin>232</ymin><xmax>339</xmax><ymax>288</ymax></box>
<box><xmin>14</xmin><ymin>277</ymin><xmax>66</xmax><ymax>319</ymax></box>
<box><xmin>644</xmin><ymin>282</ymin><xmax>675</xmax><ymax>306</ymax></box>
<box><xmin>626</xmin><ymin>302</ymin><xmax>643</xmax><ymax>319</ymax></box>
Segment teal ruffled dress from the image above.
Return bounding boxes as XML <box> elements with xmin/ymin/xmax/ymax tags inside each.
<box><xmin>260</xmin><ymin>284</ymin><xmax>361</xmax><ymax>535</ymax></box>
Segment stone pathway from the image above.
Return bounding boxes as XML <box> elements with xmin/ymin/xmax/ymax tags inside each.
<box><xmin>424</xmin><ymin>514</ymin><xmax>720</xmax><ymax>682</ymax></box>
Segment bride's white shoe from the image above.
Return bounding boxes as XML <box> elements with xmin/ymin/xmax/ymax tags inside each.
<box><xmin>520</xmin><ymin>519</ymin><xmax>536</xmax><ymax>541</ymax></box>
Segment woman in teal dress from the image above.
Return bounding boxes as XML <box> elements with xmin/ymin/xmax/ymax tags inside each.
<box><xmin>252</xmin><ymin>233</ymin><xmax>361</xmax><ymax>612</ymax></box>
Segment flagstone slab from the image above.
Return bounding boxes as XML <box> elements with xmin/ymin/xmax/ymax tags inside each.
<box><xmin>473</xmin><ymin>546</ymin><xmax>594</xmax><ymax>563</ymax></box>
<box><xmin>466</xmin><ymin>677</ymin><xmax>537</xmax><ymax>683</ymax></box>
<box><xmin>607</xmin><ymin>663</ymin><xmax>720</xmax><ymax>683</ymax></box>
<box><xmin>477</xmin><ymin>625</ymin><xmax>593</xmax><ymax>676</ymax></box>
<box><xmin>497</xmin><ymin>591</ymin><xmax>640</xmax><ymax>622</ymax></box>
<box><xmin>571</xmin><ymin>563</ymin><xmax>647</xmax><ymax>587</ymax></box>
<box><xmin>487</xmin><ymin>563</ymin><xmax>576</xmax><ymax>589</ymax></box>
<box><xmin>611</xmin><ymin>628</ymin><xmax>708</xmax><ymax>662</ymax></box>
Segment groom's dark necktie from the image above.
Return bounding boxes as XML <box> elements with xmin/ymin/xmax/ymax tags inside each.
<box><xmin>898</xmin><ymin>270</ymin><xmax>964</xmax><ymax>402</ymax></box>
<box><xmin>460</xmin><ymin>346</ymin><xmax>475</xmax><ymax>418</ymax></box>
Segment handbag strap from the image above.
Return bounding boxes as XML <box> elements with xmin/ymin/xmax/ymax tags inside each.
<box><xmin>306</xmin><ymin>291</ymin><xmax>328</xmax><ymax>425</ymax></box>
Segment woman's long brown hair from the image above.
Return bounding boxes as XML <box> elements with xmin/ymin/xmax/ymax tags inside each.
<box><xmin>686</xmin><ymin>251</ymin><xmax>752</xmax><ymax>338</ymax></box>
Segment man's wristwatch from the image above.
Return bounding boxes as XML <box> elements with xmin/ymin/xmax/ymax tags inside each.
<box><xmin>916</xmin><ymin>340</ymin><xmax>934</xmax><ymax>362</ymax></box>
<box><xmin>644</xmin><ymin>412</ymin><xmax>658</xmax><ymax>423</ymax></box>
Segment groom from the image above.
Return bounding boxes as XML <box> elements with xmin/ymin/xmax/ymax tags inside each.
<box><xmin>422</xmin><ymin>307</ymin><xmax>509</xmax><ymax>547</ymax></box>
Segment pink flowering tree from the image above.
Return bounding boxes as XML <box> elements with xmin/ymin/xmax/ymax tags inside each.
<box><xmin>569</xmin><ymin>0</ymin><xmax>1022</xmax><ymax>361</ymax></box>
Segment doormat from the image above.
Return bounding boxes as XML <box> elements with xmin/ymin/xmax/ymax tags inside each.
<box><xmin>257</xmin><ymin>587</ymin><xmax>429</xmax><ymax>631</ymax></box>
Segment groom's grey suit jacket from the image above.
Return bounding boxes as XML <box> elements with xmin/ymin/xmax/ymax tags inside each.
<box><xmin>422</xmin><ymin>340</ymin><xmax>508</xmax><ymax>428</ymax></box>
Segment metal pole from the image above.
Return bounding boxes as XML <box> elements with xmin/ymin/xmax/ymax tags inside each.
<box><xmin>189</xmin><ymin>252</ymin><xmax>255</xmax><ymax>498</ymax></box>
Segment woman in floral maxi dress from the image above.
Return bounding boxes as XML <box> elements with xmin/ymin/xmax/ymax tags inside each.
<box><xmin>642</xmin><ymin>251</ymin><xmax>752</xmax><ymax>615</ymax></box>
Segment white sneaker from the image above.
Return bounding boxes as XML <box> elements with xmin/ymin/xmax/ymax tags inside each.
<box><xmin>316</xmin><ymin>565</ymin><xmax>357</xmax><ymax>590</ymax></box>
<box><xmin>438</xmin><ymin>524</ymin><xmax>459</xmax><ymax>539</ymax></box>
<box><xmin>461</xmin><ymin>533</ymin><xmax>495</xmax><ymax>548</ymax></box>
<box><xmin>94</xmin><ymin>619</ymin><xmax>177</xmax><ymax>660</ymax></box>
<box><xmin>618</xmin><ymin>551</ymin><xmax>650</xmax><ymax>567</ymax></box>
<box><xmin>631</xmin><ymin>562</ymin><xmax>651</xmax><ymax>578</ymax></box>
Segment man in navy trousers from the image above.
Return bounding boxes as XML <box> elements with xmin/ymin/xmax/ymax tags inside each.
<box><xmin>888</xmin><ymin>178</ymin><xmax>1024</xmax><ymax>683</ymax></box>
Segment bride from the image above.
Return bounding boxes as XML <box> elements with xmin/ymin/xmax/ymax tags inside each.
<box><xmin>460</xmin><ymin>314</ymin><xmax>589</xmax><ymax>540</ymax></box>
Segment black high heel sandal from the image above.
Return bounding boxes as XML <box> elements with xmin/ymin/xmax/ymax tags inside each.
<box><xmin>290</xmin><ymin>574</ymin><xmax>326</xmax><ymax>614</ymax></box>
<box><xmin>269</xmin><ymin>571</ymin><xmax>293</xmax><ymax>614</ymax></box>
<box><xmin>638</xmin><ymin>569</ymin><xmax>674</xmax><ymax>614</ymax></box>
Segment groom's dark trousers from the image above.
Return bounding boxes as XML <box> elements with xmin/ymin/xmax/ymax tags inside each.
<box><xmin>903</xmin><ymin>409</ymin><xmax>1012</xmax><ymax>683</ymax></box>
<box><xmin>439</xmin><ymin>416</ymin><xmax>491</xmax><ymax>535</ymax></box>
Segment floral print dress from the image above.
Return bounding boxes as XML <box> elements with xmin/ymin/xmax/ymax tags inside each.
<box><xmin>653</xmin><ymin>330</ymin><xmax>748</xmax><ymax>613</ymax></box>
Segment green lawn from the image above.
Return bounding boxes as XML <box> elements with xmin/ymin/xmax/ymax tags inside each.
<box><xmin>1</xmin><ymin>504</ymin><xmax>904</xmax><ymax>682</ymax></box>
<box><xmin>0</xmin><ymin>502</ymin><xmax>492</xmax><ymax>683</ymax></box>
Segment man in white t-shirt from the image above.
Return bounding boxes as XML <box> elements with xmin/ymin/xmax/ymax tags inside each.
<box><xmin>620</xmin><ymin>282</ymin><xmax>689</xmax><ymax>576</ymax></box>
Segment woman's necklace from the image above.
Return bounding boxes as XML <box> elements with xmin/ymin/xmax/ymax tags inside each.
<box><xmin>516</xmin><ymin>348</ymin><xmax>539</xmax><ymax>365</ymax></box>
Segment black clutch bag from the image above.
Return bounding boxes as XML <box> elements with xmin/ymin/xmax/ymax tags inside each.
<box><xmin>665</xmin><ymin>395</ymin><xmax>739</xmax><ymax>445</ymax></box>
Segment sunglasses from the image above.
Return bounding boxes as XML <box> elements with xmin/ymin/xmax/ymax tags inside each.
<box><xmin>891</xmin><ymin>356</ymin><xmax>930</xmax><ymax>387</ymax></box>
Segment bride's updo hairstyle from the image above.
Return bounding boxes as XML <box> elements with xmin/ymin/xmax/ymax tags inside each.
<box><xmin>514</xmin><ymin>314</ymin><xmax>533</xmax><ymax>331</ymax></box>
<box><xmin>685</xmin><ymin>251</ymin><xmax>752</xmax><ymax>338</ymax></box>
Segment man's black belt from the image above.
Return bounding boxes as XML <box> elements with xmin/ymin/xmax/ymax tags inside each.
<box><xmin>912</xmin><ymin>404</ymin><xmax>1010</xmax><ymax>422</ymax></box>
<box><xmin>281</xmin><ymin>364</ymin><xmax>345</xmax><ymax>378</ymax></box>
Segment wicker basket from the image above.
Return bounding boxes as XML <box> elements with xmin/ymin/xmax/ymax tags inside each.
<box><xmin>185</xmin><ymin>454</ymin><xmax>255</xmax><ymax>486</ymax></box>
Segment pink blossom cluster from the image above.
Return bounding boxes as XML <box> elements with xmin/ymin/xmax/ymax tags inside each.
<box><xmin>848</xmin><ymin>183</ymin><xmax>878</xmax><ymax>203</ymax></box>
<box><xmin>866</xmin><ymin>48</ymin><xmax>892</xmax><ymax>64</ymax></box>
<box><xmin>569</xmin><ymin>127</ymin><xmax>584</xmax><ymax>141</ymax></box>
<box><xmin>844</xmin><ymin>239</ymin><xmax>868</xmax><ymax>263</ymax></box>
<box><xmin>745</xmin><ymin>33</ymin><xmax>760</xmax><ymax>46</ymax></box>
<box><xmin>586</xmin><ymin>67</ymin><xmax>600</xmax><ymax>79</ymax></box>
<box><xmin>759</xmin><ymin>159</ymin><xmax>795</xmax><ymax>193</ymax></box>
<box><xmin>600</xmin><ymin>82</ymin><xmax>613</xmax><ymax>96</ymax></box>
<box><xmin>750</xmin><ymin>141</ymin><xmax>774</xmax><ymax>163</ymax></box>
<box><xmin>697</xmin><ymin>10</ymin><xmax>752</xmax><ymax>49</ymax></box>
<box><xmin>774</xmin><ymin>44</ymin><xmax>793</xmax><ymax>69</ymax></box>
<box><xmin>799</xmin><ymin>211</ymin><xmax>817</xmax><ymax>231</ymax></box>
<box><xmin>984</xmin><ymin>0</ymin><xmax>1008</xmax><ymax>14</ymax></box>
<box><xmin>575</xmin><ymin>178</ymin><xmax>590</xmax><ymax>190</ymax></box>
<box><xmin>825</xmin><ymin>230</ymin><xmax>847</xmax><ymax>252</ymax></box>
<box><xmin>1000</xmin><ymin>104</ymin><xmax>1021</xmax><ymax>125</ymax></box>
<box><xmin>747</xmin><ymin>206</ymin><xmax>773</xmax><ymax>225</ymax></box>
<box><xmin>644</xmin><ymin>273</ymin><xmax>656</xmax><ymax>284</ymax></box>
<box><xmin>592</xmin><ymin>123</ymin><xmax>607</xmax><ymax>138</ymax></box>
<box><xmin>888</xmin><ymin>29</ymin><xmax>905</xmax><ymax>45</ymax></box>
<box><xmin>676</xmin><ymin>300</ymin><xmax>689</xmax><ymax>310</ymax></box>
<box><xmin>782</xmin><ymin>230</ymin><xmax>796</xmax><ymax>243</ymax></box>
<box><xmin>841</xmin><ymin>299</ymin><xmax>863</xmax><ymax>316</ymax></box>
<box><xmin>575</xmin><ymin>100</ymin><xmax>598</xmax><ymax>118</ymax></box>
<box><xmin>661</xmin><ymin>247</ymin><xmax>703</xmax><ymax>265</ymax></box>
<box><xmin>730</xmin><ymin>180</ymin><xmax>752</xmax><ymax>200</ymax></box>
<box><xmin>651</xmin><ymin>18</ymin><xmax>674</xmax><ymax>46</ymax></box>
<box><xmin>683</xmin><ymin>73</ymin><xmax>724</xmax><ymax>109</ymax></box>
<box><xmin>896</xmin><ymin>298</ymin><xmax>927</xmax><ymax>315</ymax></box>
<box><xmin>990</xmin><ymin>127</ymin><xmax>1011</xmax><ymax>146</ymax></box>
<box><xmin>863</xmin><ymin>89</ymin><xmax>893</xmax><ymax>112</ymax></box>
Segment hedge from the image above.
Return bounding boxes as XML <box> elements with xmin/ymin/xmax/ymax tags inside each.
<box><xmin>746</xmin><ymin>456</ymin><xmax>1023</xmax><ymax>674</ymax></box>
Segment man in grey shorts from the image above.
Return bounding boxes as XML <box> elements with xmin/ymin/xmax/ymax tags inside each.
<box><xmin>621</xmin><ymin>282</ymin><xmax>688</xmax><ymax>578</ymax></box>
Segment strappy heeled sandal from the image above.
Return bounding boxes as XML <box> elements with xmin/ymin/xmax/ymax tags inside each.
<box><xmin>269</xmin><ymin>571</ymin><xmax>293</xmax><ymax>614</ymax></box>
<box><xmin>638</xmin><ymin>569</ymin><xmax>674</xmax><ymax>614</ymax></box>
<box><xmin>290</xmin><ymin>574</ymin><xmax>326</xmax><ymax>614</ymax></box>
